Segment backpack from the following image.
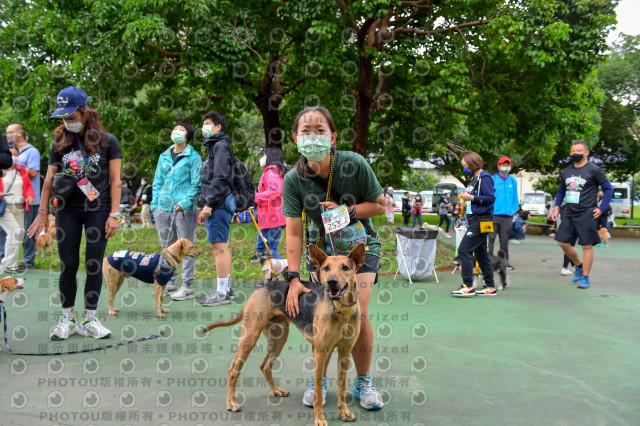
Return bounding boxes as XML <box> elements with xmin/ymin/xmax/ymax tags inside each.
<box><xmin>229</xmin><ymin>154</ymin><xmax>255</xmax><ymax>212</ymax></box>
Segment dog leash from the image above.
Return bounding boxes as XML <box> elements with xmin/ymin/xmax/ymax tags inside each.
<box><xmin>0</xmin><ymin>302</ymin><xmax>163</xmax><ymax>356</ymax></box>
<box><xmin>248</xmin><ymin>208</ymin><xmax>275</xmax><ymax>274</ymax></box>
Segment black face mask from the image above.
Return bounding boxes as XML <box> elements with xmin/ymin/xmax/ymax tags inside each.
<box><xmin>571</xmin><ymin>153</ymin><xmax>584</xmax><ymax>163</ymax></box>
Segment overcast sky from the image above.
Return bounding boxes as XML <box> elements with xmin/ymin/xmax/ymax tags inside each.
<box><xmin>607</xmin><ymin>0</ymin><xmax>640</xmax><ymax>45</ymax></box>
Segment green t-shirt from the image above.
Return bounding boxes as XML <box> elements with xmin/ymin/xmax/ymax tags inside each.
<box><xmin>282</xmin><ymin>150</ymin><xmax>384</xmax><ymax>257</ymax></box>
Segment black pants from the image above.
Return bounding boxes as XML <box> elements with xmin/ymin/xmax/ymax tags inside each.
<box><xmin>459</xmin><ymin>216</ymin><xmax>494</xmax><ymax>287</ymax></box>
<box><xmin>438</xmin><ymin>214</ymin><xmax>451</xmax><ymax>232</ymax></box>
<box><xmin>402</xmin><ymin>214</ymin><xmax>410</xmax><ymax>226</ymax></box>
<box><xmin>563</xmin><ymin>236</ymin><xmax>578</xmax><ymax>268</ymax></box>
<box><xmin>56</xmin><ymin>209</ymin><xmax>109</xmax><ymax>309</ymax></box>
<box><xmin>488</xmin><ymin>215</ymin><xmax>513</xmax><ymax>260</ymax></box>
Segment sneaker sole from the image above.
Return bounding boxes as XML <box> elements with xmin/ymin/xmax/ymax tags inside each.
<box><xmin>200</xmin><ymin>300</ymin><xmax>231</xmax><ymax>307</ymax></box>
<box><xmin>171</xmin><ymin>294</ymin><xmax>195</xmax><ymax>300</ymax></box>
<box><xmin>476</xmin><ymin>293</ymin><xmax>497</xmax><ymax>297</ymax></box>
<box><xmin>452</xmin><ymin>293</ymin><xmax>475</xmax><ymax>297</ymax></box>
<box><xmin>77</xmin><ymin>330</ymin><xmax>111</xmax><ymax>339</ymax></box>
<box><xmin>577</xmin><ymin>284</ymin><xmax>590</xmax><ymax>289</ymax></box>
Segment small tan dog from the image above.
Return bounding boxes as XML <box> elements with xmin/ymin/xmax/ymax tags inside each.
<box><xmin>597</xmin><ymin>227</ymin><xmax>610</xmax><ymax>247</ymax></box>
<box><xmin>103</xmin><ymin>238</ymin><xmax>199</xmax><ymax>318</ymax></box>
<box><xmin>0</xmin><ymin>276</ymin><xmax>19</xmax><ymax>301</ymax></box>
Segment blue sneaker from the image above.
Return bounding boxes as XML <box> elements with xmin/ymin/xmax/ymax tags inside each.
<box><xmin>302</xmin><ymin>375</ymin><xmax>327</xmax><ymax>407</ymax></box>
<box><xmin>578</xmin><ymin>276</ymin><xmax>590</xmax><ymax>289</ymax></box>
<box><xmin>572</xmin><ymin>266</ymin><xmax>583</xmax><ymax>283</ymax></box>
<box><xmin>353</xmin><ymin>375</ymin><xmax>384</xmax><ymax>410</ymax></box>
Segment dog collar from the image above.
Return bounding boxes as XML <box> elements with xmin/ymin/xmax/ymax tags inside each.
<box><xmin>332</xmin><ymin>300</ymin><xmax>357</xmax><ymax>315</ymax></box>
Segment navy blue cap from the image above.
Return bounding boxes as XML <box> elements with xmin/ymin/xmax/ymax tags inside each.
<box><xmin>49</xmin><ymin>86</ymin><xmax>89</xmax><ymax>119</ymax></box>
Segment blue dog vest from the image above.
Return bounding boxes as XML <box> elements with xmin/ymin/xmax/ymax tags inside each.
<box><xmin>106</xmin><ymin>251</ymin><xmax>175</xmax><ymax>286</ymax></box>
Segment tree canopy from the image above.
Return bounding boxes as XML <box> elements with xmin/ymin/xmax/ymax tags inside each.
<box><xmin>0</xmin><ymin>0</ymin><xmax>619</xmax><ymax>186</ymax></box>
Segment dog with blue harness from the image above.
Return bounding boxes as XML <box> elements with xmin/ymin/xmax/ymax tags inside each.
<box><xmin>103</xmin><ymin>238</ymin><xmax>199</xmax><ymax>317</ymax></box>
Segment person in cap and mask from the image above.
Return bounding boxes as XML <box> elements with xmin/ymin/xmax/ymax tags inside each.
<box><xmin>28</xmin><ymin>86</ymin><xmax>123</xmax><ymax>340</ymax></box>
<box><xmin>489</xmin><ymin>156</ymin><xmax>519</xmax><ymax>270</ymax></box>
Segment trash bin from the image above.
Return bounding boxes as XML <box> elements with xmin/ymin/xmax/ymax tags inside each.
<box><xmin>394</xmin><ymin>226</ymin><xmax>439</xmax><ymax>283</ymax></box>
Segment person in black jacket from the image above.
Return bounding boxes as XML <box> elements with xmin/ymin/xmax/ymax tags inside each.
<box><xmin>197</xmin><ymin>111</ymin><xmax>235</xmax><ymax>307</ymax></box>
<box><xmin>0</xmin><ymin>130</ymin><xmax>13</xmax><ymax>170</ymax></box>
<box><xmin>451</xmin><ymin>151</ymin><xmax>496</xmax><ymax>298</ymax></box>
<box><xmin>401</xmin><ymin>191</ymin><xmax>411</xmax><ymax>226</ymax></box>
<box><xmin>137</xmin><ymin>177</ymin><xmax>153</xmax><ymax>228</ymax></box>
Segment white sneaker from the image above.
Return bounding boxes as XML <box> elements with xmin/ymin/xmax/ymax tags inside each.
<box><xmin>561</xmin><ymin>267</ymin><xmax>573</xmax><ymax>276</ymax></box>
<box><xmin>353</xmin><ymin>375</ymin><xmax>384</xmax><ymax>410</ymax></box>
<box><xmin>165</xmin><ymin>283</ymin><xmax>177</xmax><ymax>293</ymax></box>
<box><xmin>78</xmin><ymin>315</ymin><xmax>111</xmax><ymax>339</ymax></box>
<box><xmin>302</xmin><ymin>375</ymin><xmax>327</xmax><ymax>407</ymax></box>
<box><xmin>509</xmin><ymin>239</ymin><xmax>520</xmax><ymax>244</ymax></box>
<box><xmin>171</xmin><ymin>286</ymin><xmax>194</xmax><ymax>300</ymax></box>
<box><xmin>50</xmin><ymin>314</ymin><xmax>79</xmax><ymax>341</ymax></box>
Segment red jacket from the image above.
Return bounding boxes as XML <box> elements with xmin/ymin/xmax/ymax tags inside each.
<box><xmin>0</xmin><ymin>165</ymin><xmax>35</xmax><ymax>212</ymax></box>
<box><xmin>254</xmin><ymin>165</ymin><xmax>286</xmax><ymax>229</ymax></box>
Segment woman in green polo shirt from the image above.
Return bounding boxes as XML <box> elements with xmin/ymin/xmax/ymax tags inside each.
<box><xmin>281</xmin><ymin>106</ymin><xmax>387</xmax><ymax>411</ymax></box>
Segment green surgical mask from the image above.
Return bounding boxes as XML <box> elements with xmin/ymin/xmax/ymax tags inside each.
<box><xmin>297</xmin><ymin>134</ymin><xmax>331</xmax><ymax>162</ymax></box>
<box><xmin>202</xmin><ymin>125</ymin><xmax>216</xmax><ymax>139</ymax></box>
<box><xmin>171</xmin><ymin>129</ymin><xmax>186</xmax><ymax>144</ymax></box>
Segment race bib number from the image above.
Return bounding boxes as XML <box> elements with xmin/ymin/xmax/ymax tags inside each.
<box><xmin>321</xmin><ymin>205</ymin><xmax>350</xmax><ymax>234</ymax></box>
<box><xmin>328</xmin><ymin>221</ymin><xmax>368</xmax><ymax>255</ymax></box>
<box><xmin>565</xmin><ymin>190</ymin><xmax>580</xmax><ymax>204</ymax></box>
<box><xmin>112</xmin><ymin>250</ymin><xmax>128</xmax><ymax>258</ymax></box>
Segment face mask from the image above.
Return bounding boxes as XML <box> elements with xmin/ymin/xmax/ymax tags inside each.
<box><xmin>202</xmin><ymin>125</ymin><xmax>216</xmax><ymax>139</ymax></box>
<box><xmin>12</xmin><ymin>156</ymin><xmax>19</xmax><ymax>164</ymax></box>
<box><xmin>297</xmin><ymin>134</ymin><xmax>332</xmax><ymax>162</ymax></box>
<box><xmin>63</xmin><ymin>119</ymin><xmax>85</xmax><ymax>134</ymax></box>
<box><xmin>570</xmin><ymin>153</ymin><xmax>584</xmax><ymax>163</ymax></box>
<box><xmin>463</xmin><ymin>166</ymin><xmax>474</xmax><ymax>176</ymax></box>
<box><xmin>500</xmin><ymin>166</ymin><xmax>511</xmax><ymax>174</ymax></box>
<box><xmin>259</xmin><ymin>155</ymin><xmax>267</xmax><ymax>168</ymax></box>
<box><xmin>171</xmin><ymin>129</ymin><xmax>186</xmax><ymax>144</ymax></box>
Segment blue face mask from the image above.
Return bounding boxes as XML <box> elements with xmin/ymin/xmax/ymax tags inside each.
<box><xmin>463</xmin><ymin>166</ymin><xmax>474</xmax><ymax>176</ymax></box>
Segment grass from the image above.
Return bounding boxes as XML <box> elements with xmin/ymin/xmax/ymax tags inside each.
<box><xmin>34</xmin><ymin>213</ymin><xmax>454</xmax><ymax>280</ymax></box>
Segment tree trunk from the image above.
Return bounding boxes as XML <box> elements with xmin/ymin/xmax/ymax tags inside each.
<box><xmin>253</xmin><ymin>92</ymin><xmax>283</xmax><ymax>150</ymax></box>
<box><xmin>353</xmin><ymin>55</ymin><xmax>374</xmax><ymax>156</ymax></box>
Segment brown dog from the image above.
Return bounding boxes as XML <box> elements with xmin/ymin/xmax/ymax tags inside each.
<box><xmin>202</xmin><ymin>244</ymin><xmax>365</xmax><ymax>426</ymax></box>
<box><xmin>597</xmin><ymin>227</ymin><xmax>609</xmax><ymax>247</ymax></box>
<box><xmin>0</xmin><ymin>276</ymin><xmax>18</xmax><ymax>301</ymax></box>
<box><xmin>103</xmin><ymin>238</ymin><xmax>199</xmax><ymax>318</ymax></box>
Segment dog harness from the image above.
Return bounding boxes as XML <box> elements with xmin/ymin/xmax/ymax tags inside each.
<box><xmin>106</xmin><ymin>251</ymin><xmax>176</xmax><ymax>286</ymax></box>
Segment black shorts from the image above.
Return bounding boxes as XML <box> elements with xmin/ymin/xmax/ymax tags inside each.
<box><xmin>555</xmin><ymin>210</ymin><xmax>600</xmax><ymax>246</ymax></box>
<box><xmin>307</xmin><ymin>253</ymin><xmax>380</xmax><ymax>284</ymax></box>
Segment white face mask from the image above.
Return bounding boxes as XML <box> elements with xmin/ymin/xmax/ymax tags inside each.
<box><xmin>171</xmin><ymin>129</ymin><xmax>187</xmax><ymax>144</ymax></box>
<box><xmin>202</xmin><ymin>124</ymin><xmax>216</xmax><ymax>139</ymax></box>
<box><xmin>63</xmin><ymin>119</ymin><xmax>85</xmax><ymax>134</ymax></box>
<box><xmin>259</xmin><ymin>155</ymin><xmax>267</xmax><ymax>168</ymax></box>
<box><xmin>500</xmin><ymin>166</ymin><xmax>511</xmax><ymax>174</ymax></box>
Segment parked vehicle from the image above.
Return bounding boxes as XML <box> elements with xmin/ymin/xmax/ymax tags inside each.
<box><xmin>522</xmin><ymin>191</ymin><xmax>551</xmax><ymax>216</ymax></box>
<box><xmin>432</xmin><ymin>182</ymin><xmax>465</xmax><ymax>211</ymax></box>
<box><xmin>392</xmin><ymin>189</ymin><xmax>417</xmax><ymax>212</ymax></box>
<box><xmin>419</xmin><ymin>191</ymin><xmax>433</xmax><ymax>213</ymax></box>
<box><xmin>610</xmin><ymin>182</ymin><xmax>631</xmax><ymax>218</ymax></box>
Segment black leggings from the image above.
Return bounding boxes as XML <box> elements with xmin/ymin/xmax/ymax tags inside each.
<box><xmin>56</xmin><ymin>209</ymin><xmax>109</xmax><ymax>309</ymax></box>
<box><xmin>438</xmin><ymin>214</ymin><xmax>451</xmax><ymax>232</ymax></box>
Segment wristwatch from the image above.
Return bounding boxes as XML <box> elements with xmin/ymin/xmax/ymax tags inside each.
<box><xmin>109</xmin><ymin>212</ymin><xmax>121</xmax><ymax>220</ymax></box>
<box><xmin>284</xmin><ymin>271</ymin><xmax>300</xmax><ymax>283</ymax></box>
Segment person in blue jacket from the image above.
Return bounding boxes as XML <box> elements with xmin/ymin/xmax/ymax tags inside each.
<box><xmin>452</xmin><ymin>151</ymin><xmax>497</xmax><ymax>297</ymax></box>
<box><xmin>151</xmin><ymin>120</ymin><xmax>202</xmax><ymax>301</ymax></box>
<box><xmin>488</xmin><ymin>156</ymin><xmax>519</xmax><ymax>269</ymax></box>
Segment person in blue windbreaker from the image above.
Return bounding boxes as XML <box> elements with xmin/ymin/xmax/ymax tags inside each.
<box><xmin>488</xmin><ymin>156</ymin><xmax>519</xmax><ymax>270</ymax></box>
<box><xmin>151</xmin><ymin>120</ymin><xmax>202</xmax><ymax>301</ymax></box>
